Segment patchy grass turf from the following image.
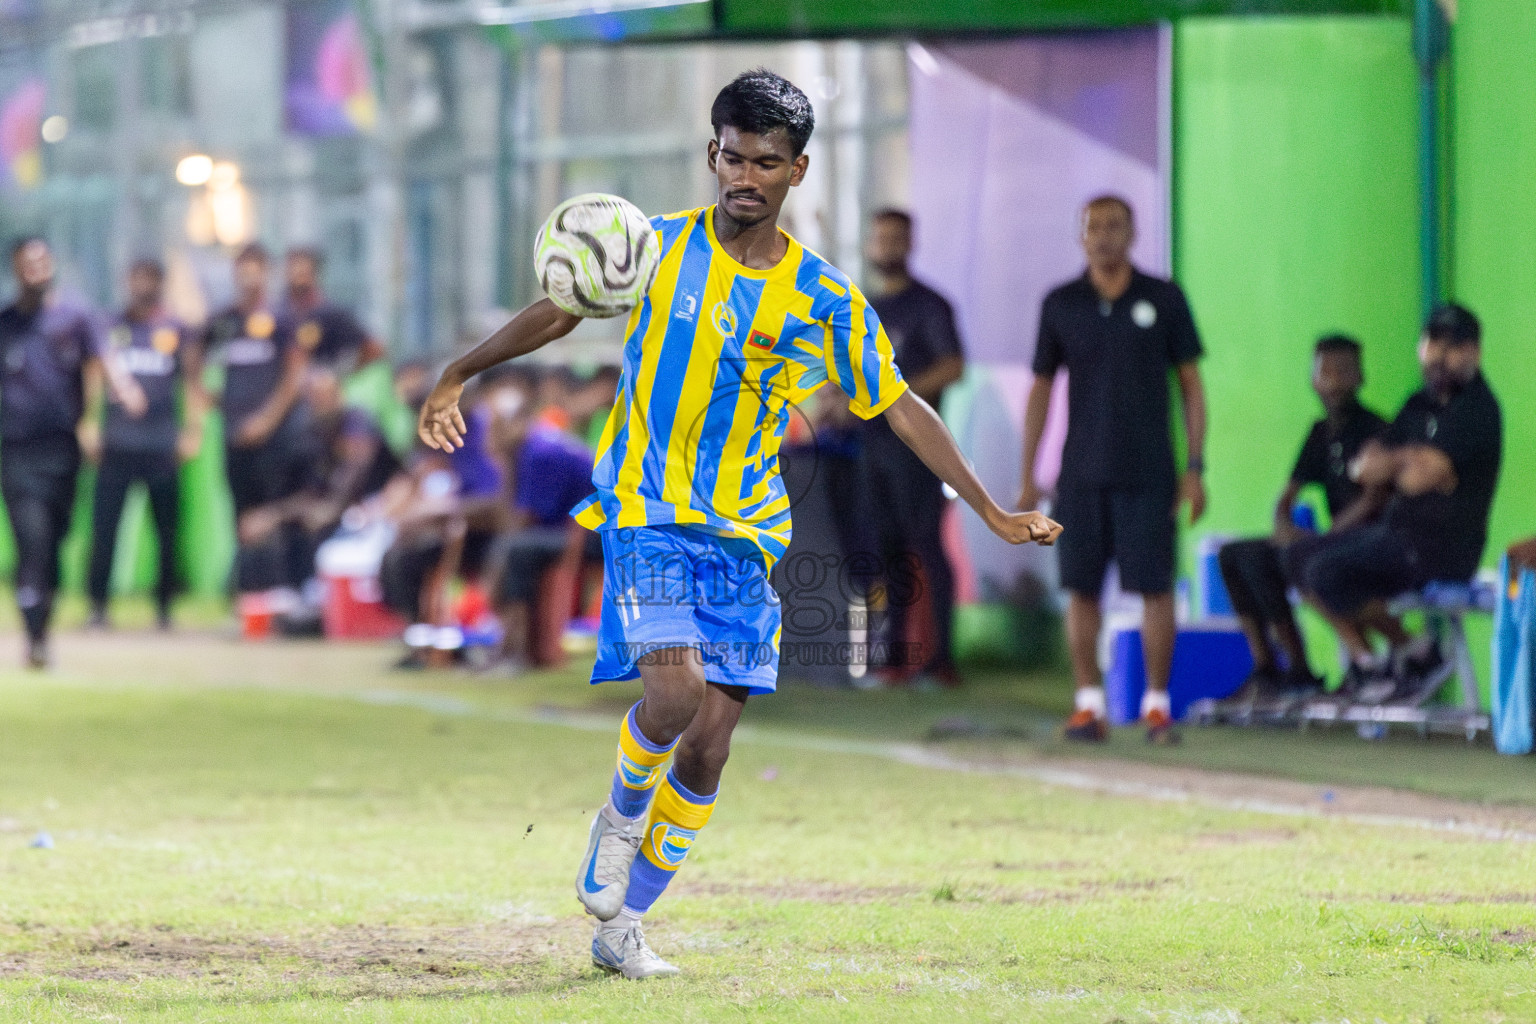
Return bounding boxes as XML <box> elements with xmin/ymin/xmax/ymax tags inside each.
<box><xmin>0</xmin><ymin>633</ymin><xmax>1532</xmax><ymax>1021</ymax></box>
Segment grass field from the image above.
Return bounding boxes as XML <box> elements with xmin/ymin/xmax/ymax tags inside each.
<box><xmin>0</xmin><ymin>629</ymin><xmax>1534</xmax><ymax>1022</ymax></box>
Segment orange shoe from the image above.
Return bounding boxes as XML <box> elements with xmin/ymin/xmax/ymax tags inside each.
<box><xmin>1144</xmin><ymin>707</ymin><xmax>1180</xmax><ymax>746</ymax></box>
<box><xmin>1062</xmin><ymin>709</ymin><xmax>1108</xmax><ymax>743</ymax></box>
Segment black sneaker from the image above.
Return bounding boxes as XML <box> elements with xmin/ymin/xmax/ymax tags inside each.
<box><xmin>1347</xmin><ymin>661</ymin><xmax>1398</xmax><ymax>706</ymax></box>
<box><xmin>1210</xmin><ymin>666</ymin><xmax>1282</xmax><ymax>723</ymax></box>
<box><xmin>1253</xmin><ymin>664</ymin><xmax>1324</xmax><ymax>720</ymax></box>
<box><xmin>1386</xmin><ymin>641</ymin><xmax>1453</xmax><ymax>706</ymax></box>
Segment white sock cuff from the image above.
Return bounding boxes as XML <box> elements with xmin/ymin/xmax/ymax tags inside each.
<box><xmin>1075</xmin><ymin>686</ymin><xmax>1107</xmax><ymax>717</ymax></box>
<box><xmin>1140</xmin><ymin>689</ymin><xmax>1171</xmax><ymax>716</ymax></box>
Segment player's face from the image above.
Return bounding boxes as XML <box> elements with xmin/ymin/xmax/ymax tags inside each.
<box><xmin>1081</xmin><ymin>202</ymin><xmax>1134</xmax><ymax>269</ymax></box>
<box><xmin>865</xmin><ymin>218</ymin><xmax>911</xmax><ymax>275</ymax></box>
<box><xmin>234</xmin><ymin>256</ymin><xmax>268</xmax><ymax>303</ymax></box>
<box><xmin>1418</xmin><ymin>333</ymin><xmax>1480</xmax><ymax>394</ymax></box>
<box><xmin>12</xmin><ymin>241</ymin><xmax>54</xmax><ymax>293</ymax></box>
<box><xmin>128</xmin><ymin>267</ymin><xmax>162</xmax><ymax>309</ymax></box>
<box><xmin>1312</xmin><ymin>351</ymin><xmax>1362</xmax><ymax>415</ymax></box>
<box><xmin>708</xmin><ymin>126</ymin><xmax>807</xmax><ymax>228</ymax></box>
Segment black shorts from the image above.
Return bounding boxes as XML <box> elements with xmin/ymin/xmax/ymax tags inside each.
<box><xmin>1300</xmin><ymin>522</ymin><xmax>1430</xmax><ymax>616</ymax></box>
<box><xmin>1054</xmin><ymin>481</ymin><xmax>1176</xmax><ymax>596</ymax></box>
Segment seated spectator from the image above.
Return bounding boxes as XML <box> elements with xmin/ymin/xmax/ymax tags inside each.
<box><xmin>1216</xmin><ymin>335</ymin><xmax>1387</xmax><ymax>709</ymax></box>
<box><xmin>1300</xmin><ymin>303</ymin><xmax>1503</xmax><ymax>703</ymax></box>
<box><xmin>483</xmin><ymin>399</ymin><xmax>600</xmax><ymax>673</ymax></box>
<box><xmin>237</xmin><ymin>367</ymin><xmax>404</xmax><ymax>627</ymax></box>
<box><xmin>379</xmin><ymin>375</ymin><xmax>529</xmax><ymax>666</ymax></box>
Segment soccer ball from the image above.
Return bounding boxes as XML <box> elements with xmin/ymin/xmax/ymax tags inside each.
<box><xmin>534</xmin><ymin>193</ymin><xmax>660</xmax><ymax>319</ymax></box>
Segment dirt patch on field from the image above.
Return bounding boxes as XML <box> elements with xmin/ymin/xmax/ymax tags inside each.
<box><xmin>924</xmin><ymin>746</ymin><xmax>1536</xmax><ymax>841</ymax></box>
<box><xmin>0</xmin><ymin>921</ymin><xmax>594</xmax><ymax>996</ymax></box>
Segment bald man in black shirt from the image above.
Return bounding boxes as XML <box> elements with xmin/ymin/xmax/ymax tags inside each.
<box><xmin>1019</xmin><ymin>196</ymin><xmax>1208</xmax><ymax>744</ymax></box>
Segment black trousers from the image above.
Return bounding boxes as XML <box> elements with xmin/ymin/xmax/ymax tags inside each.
<box><xmin>88</xmin><ymin>447</ymin><xmax>179</xmax><ymax>611</ymax></box>
<box><xmin>861</xmin><ymin>426</ymin><xmax>955</xmax><ymax>671</ymax></box>
<box><xmin>1217</xmin><ymin>538</ymin><xmax>1293</xmax><ymax>624</ymax></box>
<box><xmin>226</xmin><ymin>437</ymin><xmax>312</xmax><ymax>592</ymax></box>
<box><xmin>495</xmin><ymin>528</ymin><xmax>603</xmax><ymax>604</ymax></box>
<box><xmin>1</xmin><ymin>435</ymin><xmax>82</xmax><ymax>643</ymax></box>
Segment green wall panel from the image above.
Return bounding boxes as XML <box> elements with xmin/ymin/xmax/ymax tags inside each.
<box><xmin>719</xmin><ymin>0</ymin><xmax>1407</xmax><ymax>37</ymax></box>
<box><xmin>1174</xmin><ymin>17</ymin><xmax>1421</xmax><ymax>674</ymax></box>
<box><xmin>1175</xmin><ymin>16</ymin><xmax>1420</xmax><ymax>540</ymax></box>
<box><xmin>1453</xmin><ymin>0</ymin><xmax>1536</xmax><ymax>570</ymax></box>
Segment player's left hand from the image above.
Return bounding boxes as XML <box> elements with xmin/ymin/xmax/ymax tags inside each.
<box><xmin>1178</xmin><ymin>469</ymin><xmax>1207</xmax><ymax>525</ymax></box>
<box><xmin>418</xmin><ymin>381</ymin><xmax>467</xmax><ymax>451</ymax></box>
<box><xmin>988</xmin><ymin>508</ymin><xmax>1063</xmax><ymax>547</ymax></box>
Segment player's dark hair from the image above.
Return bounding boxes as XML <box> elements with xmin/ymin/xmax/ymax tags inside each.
<box><xmin>1084</xmin><ymin>194</ymin><xmax>1134</xmax><ymax>225</ymax></box>
<box><xmin>871</xmin><ymin>208</ymin><xmax>912</xmax><ymax>231</ymax></box>
<box><xmin>287</xmin><ymin>246</ymin><xmax>324</xmax><ymax>269</ymax></box>
<box><xmin>1314</xmin><ymin>334</ymin><xmax>1362</xmax><ymax>360</ymax></box>
<box><xmin>9</xmin><ymin>235</ymin><xmax>47</xmax><ymax>261</ymax></box>
<box><xmin>129</xmin><ymin>256</ymin><xmax>165</xmax><ymax>281</ymax></box>
<box><xmin>1424</xmin><ymin>302</ymin><xmax>1481</xmax><ymax>346</ymax></box>
<box><xmin>711</xmin><ymin>69</ymin><xmax>815</xmax><ymax>157</ymax></box>
<box><xmin>235</xmin><ymin>242</ymin><xmax>270</xmax><ymax>266</ymax></box>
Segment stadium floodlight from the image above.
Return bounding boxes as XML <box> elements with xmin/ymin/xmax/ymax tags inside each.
<box><xmin>175</xmin><ymin>154</ymin><xmax>213</xmax><ymax>186</ymax></box>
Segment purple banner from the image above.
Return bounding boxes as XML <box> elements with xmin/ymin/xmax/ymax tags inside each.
<box><xmin>285</xmin><ymin>0</ymin><xmax>377</xmax><ymax>137</ymax></box>
<box><xmin>907</xmin><ymin>31</ymin><xmax>1170</xmax><ymax>599</ymax></box>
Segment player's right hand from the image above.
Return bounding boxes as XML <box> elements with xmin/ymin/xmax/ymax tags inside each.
<box><xmin>989</xmin><ymin>508</ymin><xmax>1063</xmax><ymax>547</ymax></box>
<box><xmin>418</xmin><ymin>381</ymin><xmax>467</xmax><ymax>451</ymax></box>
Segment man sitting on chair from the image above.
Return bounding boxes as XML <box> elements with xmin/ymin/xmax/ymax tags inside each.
<box><xmin>1214</xmin><ymin>335</ymin><xmax>1387</xmax><ymax>716</ymax></box>
<box><xmin>1299</xmin><ymin>304</ymin><xmax>1502</xmax><ymax>706</ymax></box>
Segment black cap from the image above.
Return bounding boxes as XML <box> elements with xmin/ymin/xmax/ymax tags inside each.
<box><xmin>1424</xmin><ymin>303</ymin><xmax>1481</xmax><ymax>346</ymax></box>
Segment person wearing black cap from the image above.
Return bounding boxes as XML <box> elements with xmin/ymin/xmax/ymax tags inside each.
<box><xmin>1018</xmin><ymin>196</ymin><xmax>1208</xmax><ymax>744</ymax></box>
<box><xmin>86</xmin><ymin>258</ymin><xmax>203</xmax><ymax>630</ymax></box>
<box><xmin>1300</xmin><ymin>303</ymin><xmax>1503</xmax><ymax>703</ymax></box>
<box><xmin>0</xmin><ymin>238</ymin><xmax>102</xmax><ymax>667</ymax></box>
<box><xmin>192</xmin><ymin>243</ymin><xmax>313</xmax><ymax>595</ymax></box>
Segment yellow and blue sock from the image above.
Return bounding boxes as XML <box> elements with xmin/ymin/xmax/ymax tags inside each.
<box><xmin>609</xmin><ymin>702</ymin><xmax>676</xmax><ymax>820</ymax></box>
<box><xmin>622</xmin><ymin>768</ymin><xmax>716</xmax><ymax>917</ymax></box>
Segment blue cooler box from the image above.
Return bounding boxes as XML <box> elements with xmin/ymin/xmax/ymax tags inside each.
<box><xmin>1106</xmin><ymin>626</ymin><xmax>1253</xmax><ymax>724</ymax></box>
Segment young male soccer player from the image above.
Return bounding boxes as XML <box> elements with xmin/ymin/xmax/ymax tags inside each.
<box><xmin>418</xmin><ymin>70</ymin><xmax>1063</xmax><ymax>979</ymax></box>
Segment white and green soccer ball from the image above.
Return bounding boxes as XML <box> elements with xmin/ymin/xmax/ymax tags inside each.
<box><xmin>534</xmin><ymin>193</ymin><xmax>660</xmax><ymax>319</ymax></box>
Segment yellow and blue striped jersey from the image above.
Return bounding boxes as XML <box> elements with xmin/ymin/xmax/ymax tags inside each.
<box><xmin>573</xmin><ymin>205</ymin><xmax>907</xmax><ymax>568</ymax></box>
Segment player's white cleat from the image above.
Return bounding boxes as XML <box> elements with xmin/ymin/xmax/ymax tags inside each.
<box><xmin>592</xmin><ymin>919</ymin><xmax>680</xmax><ymax>979</ymax></box>
<box><xmin>575</xmin><ymin>803</ymin><xmax>642</xmax><ymax>921</ymax></box>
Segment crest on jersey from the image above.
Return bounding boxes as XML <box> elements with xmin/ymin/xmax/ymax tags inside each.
<box><xmin>296</xmin><ymin>321</ymin><xmax>322</xmax><ymax>351</ymax></box>
<box><xmin>1131</xmin><ymin>300</ymin><xmax>1157</xmax><ymax>328</ymax></box>
<box><xmin>151</xmin><ymin>327</ymin><xmax>179</xmax><ymax>355</ymax></box>
<box><xmin>711</xmin><ymin>301</ymin><xmax>737</xmax><ymax>340</ymax></box>
<box><xmin>245</xmin><ymin>311</ymin><xmax>275</xmax><ymax>340</ymax></box>
<box><xmin>649</xmin><ymin>823</ymin><xmax>698</xmax><ymax>867</ymax></box>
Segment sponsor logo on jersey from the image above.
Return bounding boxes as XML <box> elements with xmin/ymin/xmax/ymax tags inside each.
<box><xmin>119</xmin><ymin>348</ymin><xmax>175</xmax><ymax>376</ymax></box>
<box><xmin>711</xmin><ymin>301</ymin><xmax>737</xmax><ymax>341</ymax></box>
<box><xmin>244</xmin><ymin>311</ymin><xmax>275</xmax><ymax>340</ymax></box>
<box><xmin>1131</xmin><ymin>299</ymin><xmax>1157</xmax><ymax>329</ymax></box>
<box><xmin>675</xmin><ymin>293</ymin><xmax>698</xmax><ymax>323</ymax></box>
<box><xmin>649</xmin><ymin>823</ymin><xmax>697</xmax><ymax>868</ymax></box>
<box><xmin>296</xmin><ymin>321</ymin><xmax>322</xmax><ymax>351</ymax></box>
<box><xmin>224</xmin><ymin>338</ymin><xmax>277</xmax><ymax>366</ymax></box>
<box><xmin>151</xmin><ymin>327</ymin><xmax>180</xmax><ymax>355</ymax></box>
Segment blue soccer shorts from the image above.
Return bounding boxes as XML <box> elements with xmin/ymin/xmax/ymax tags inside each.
<box><xmin>591</xmin><ymin>524</ymin><xmax>782</xmax><ymax>694</ymax></box>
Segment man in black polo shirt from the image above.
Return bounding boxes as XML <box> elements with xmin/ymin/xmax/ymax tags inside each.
<box><xmin>281</xmin><ymin>247</ymin><xmax>384</xmax><ymax>373</ymax></box>
<box><xmin>860</xmin><ymin>208</ymin><xmax>966</xmax><ymax>683</ymax></box>
<box><xmin>192</xmin><ymin>243</ymin><xmax>312</xmax><ymax>596</ymax></box>
<box><xmin>1213</xmin><ymin>335</ymin><xmax>1388</xmax><ymax>715</ymax></box>
<box><xmin>1018</xmin><ymin>196</ymin><xmax>1207</xmax><ymax>743</ymax></box>
<box><xmin>87</xmin><ymin>258</ymin><xmax>203</xmax><ymax>630</ymax></box>
<box><xmin>0</xmin><ymin>238</ymin><xmax>101</xmax><ymax>667</ymax></box>
<box><xmin>1301</xmin><ymin>303</ymin><xmax>1502</xmax><ymax>703</ymax></box>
